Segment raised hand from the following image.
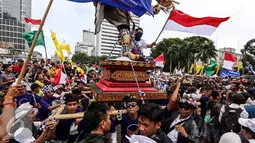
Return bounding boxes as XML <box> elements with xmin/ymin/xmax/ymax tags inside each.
<box><xmin>6</xmin><ymin>84</ymin><xmax>26</xmax><ymax>98</ymax></box>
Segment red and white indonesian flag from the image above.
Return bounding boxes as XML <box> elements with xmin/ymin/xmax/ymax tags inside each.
<box><xmin>155</xmin><ymin>53</ymin><xmax>164</xmax><ymax>68</ymax></box>
<box><xmin>164</xmin><ymin>10</ymin><xmax>230</xmax><ymax>36</ymax></box>
<box><xmin>54</xmin><ymin>67</ymin><xmax>67</xmax><ymax>85</ymax></box>
<box><xmin>223</xmin><ymin>52</ymin><xmax>237</xmax><ymax>70</ymax></box>
<box><xmin>24</xmin><ymin>17</ymin><xmax>41</xmax><ymax>25</ymax></box>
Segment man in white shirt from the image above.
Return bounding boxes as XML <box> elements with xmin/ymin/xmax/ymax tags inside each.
<box><xmin>124</xmin><ymin>27</ymin><xmax>156</xmax><ymax>61</ymax></box>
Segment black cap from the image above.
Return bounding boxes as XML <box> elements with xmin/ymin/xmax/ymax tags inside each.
<box><xmin>18</xmin><ymin>59</ymin><xmax>24</xmax><ymax>62</ymax></box>
<box><xmin>123</xmin><ymin>94</ymin><xmax>138</xmax><ymax>104</ymax></box>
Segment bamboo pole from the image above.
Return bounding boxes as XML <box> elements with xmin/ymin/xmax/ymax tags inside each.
<box><xmin>16</xmin><ymin>0</ymin><xmax>54</xmax><ymax>84</ymax></box>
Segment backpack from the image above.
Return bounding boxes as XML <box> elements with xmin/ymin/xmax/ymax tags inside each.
<box><xmin>204</xmin><ymin>101</ymin><xmax>221</xmax><ymax>125</ymax></box>
<box><xmin>204</xmin><ymin>109</ymin><xmax>215</xmax><ymax>124</ymax></box>
<box><xmin>221</xmin><ymin>105</ymin><xmax>243</xmax><ymax>134</ymax></box>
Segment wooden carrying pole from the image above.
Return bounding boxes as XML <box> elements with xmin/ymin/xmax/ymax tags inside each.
<box><xmin>51</xmin><ymin>106</ymin><xmax>167</xmax><ymax>120</ymax></box>
<box><xmin>52</xmin><ymin>109</ymin><xmax>128</xmax><ymax>120</ymax></box>
<box><xmin>16</xmin><ymin>0</ymin><xmax>54</xmax><ymax>84</ymax></box>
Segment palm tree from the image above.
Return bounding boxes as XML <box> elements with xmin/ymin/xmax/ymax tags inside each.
<box><xmin>182</xmin><ymin>40</ymin><xmax>200</xmax><ymax>71</ymax></box>
<box><xmin>192</xmin><ymin>36</ymin><xmax>217</xmax><ymax>64</ymax></box>
<box><xmin>167</xmin><ymin>44</ymin><xmax>182</xmax><ymax>69</ymax></box>
<box><xmin>241</xmin><ymin>38</ymin><xmax>255</xmax><ymax>74</ymax></box>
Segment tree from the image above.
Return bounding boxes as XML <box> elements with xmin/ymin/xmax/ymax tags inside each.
<box><xmin>185</xmin><ymin>36</ymin><xmax>217</xmax><ymax>64</ymax></box>
<box><xmin>151</xmin><ymin>38</ymin><xmax>185</xmax><ymax>72</ymax></box>
<box><xmin>72</xmin><ymin>52</ymin><xmax>119</xmax><ymax>65</ymax></box>
<box><xmin>72</xmin><ymin>52</ymin><xmax>89</xmax><ymax>65</ymax></box>
<box><xmin>151</xmin><ymin>36</ymin><xmax>216</xmax><ymax>72</ymax></box>
<box><xmin>241</xmin><ymin>39</ymin><xmax>255</xmax><ymax>74</ymax></box>
<box><xmin>183</xmin><ymin>38</ymin><xmax>200</xmax><ymax>70</ymax></box>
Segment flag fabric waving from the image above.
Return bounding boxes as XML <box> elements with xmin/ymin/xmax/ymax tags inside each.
<box><xmin>54</xmin><ymin>67</ymin><xmax>67</xmax><ymax>84</ymax></box>
<box><xmin>24</xmin><ymin>17</ymin><xmax>41</xmax><ymax>25</ymax></box>
<box><xmin>216</xmin><ymin>64</ymin><xmax>221</xmax><ymax>75</ymax></box>
<box><xmin>204</xmin><ymin>60</ymin><xmax>217</xmax><ymax>76</ymax></box>
<box><xmin>67</xmin><ymin>0</ymin><xmax>153</xmax><ymax>17</ymax></box>
<box><xmin>164</xmin><ymin>10</ymin><xmax>230</xmax><ymax>36</ymax></box>
<box><xmin>51</xmin><ymin>32</ymin><xmax>65</xmax><ymax>62</ymax></box>
<box><xmin>222</xmin><ymin>52</ymin><xmax>237</xmax><ymax>70</ymax></box>
<box><xmin>22</xmin><ymin>30</ymin><xmax>45</xmax><ymax>47</ymax></box>
<box><xmin>155</xmin><ymin>53</ymin><xmax>164</xmax><ymax>68</ymax></box>
<box><xmin>237</xmin><ymin>62</ymin><xmax>242</xmax><ymax>72</ymax></box>
<box><xmin>189</xmin><ymin>64</ymin><xmax>194</xmax><ymax>74</ymax></box>
<box><xmin>220</xmin><ymin>69</ymin><xmax>240</xmax><ymax>77</ymax></box>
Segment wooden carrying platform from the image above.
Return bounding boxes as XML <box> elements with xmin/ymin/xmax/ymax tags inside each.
<box><xmin>91</xmin><ymin>59</ymin><xmax>167</xmax><ymax>101</ymax></box>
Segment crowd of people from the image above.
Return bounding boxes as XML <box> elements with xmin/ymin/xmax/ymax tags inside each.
<box><xmin>0</xmin><ymin>59</ymin><xmax>255</xmax><ymax>143</ymax></box>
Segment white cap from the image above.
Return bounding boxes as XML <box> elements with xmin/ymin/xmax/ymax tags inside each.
<box><xmin>126</xmin><ymin>135</ymin><xmax>157</xmax><ymax>143</ymax></box>
<box><xmin>219</xmin><ymin>132</ymin><xmax>241</xmax><ymax>143</ymax></box>
<box><xmin>238</xmin><ymin>118</ymin><xmax>255</xmax><ymax>133</ymax></box>
<box><xmin>15</xmin><ymin>102</ymin><xmax>33</xmax><ymax>120</ymax></box>
<box><xmin>14</xmin><ymin>127</ymin><xmax>35</xmax><ymax>143</ymax></box>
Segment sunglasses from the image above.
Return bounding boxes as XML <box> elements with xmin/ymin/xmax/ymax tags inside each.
<box><xmin>179</xmin><ymin>104</ymin><xmax>191</xmax><ymax>110</ymax></box>
<box><xmin>127</xmin><ymin>103</ymin><xmax>137</xmax><ymax>108</ymax></box>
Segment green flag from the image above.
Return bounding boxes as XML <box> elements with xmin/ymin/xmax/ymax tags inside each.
<box><xmin>204</xmin><ymin>60</ymin><xmax>217</xmax><ymax>76</ymax></box>
<box><xmin>22</xmin><ymin>30</ymin><xmax>45</xmax><ymax>47</ymax></box>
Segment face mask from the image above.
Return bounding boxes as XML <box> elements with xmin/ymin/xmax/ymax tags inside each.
<box><xmin>135</xmin><ymin>32</ymin><xmax>143</xmax><ymax>41</ymax></box>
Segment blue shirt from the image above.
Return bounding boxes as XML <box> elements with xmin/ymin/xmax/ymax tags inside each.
<box><xmin>37</xmin><ymin>96</ymin><xmax>56</xmax><ymax>121</ymax></box>
<box><xmin>111</xmin><ymin>114</ymin><xmax>139</xmax><ymax>142</ymax></box>
<box><xmin>16</xmin><ymin>93</ymin><xmax>41</xmax><ymax>107</ymax></box>
<box><xmin>54</xmin><ymin>107</ymin><xmax>83</xmax><ymax>141</ymax></box>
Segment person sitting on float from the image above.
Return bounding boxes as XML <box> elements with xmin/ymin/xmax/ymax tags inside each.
<box><xmin>124</xmin><ymin>28</ymin><xmax>156</xmax><ymax>61</ymax></box>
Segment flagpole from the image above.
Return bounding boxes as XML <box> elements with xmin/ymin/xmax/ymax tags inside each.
<box><xmin>17</xmin><ymin>0</ymin><xmax>54</xmax><ymax>84</ymax></box>
<box><xmin>154</xmin><ymin>8</ymin><xmax>175</xmax><ymax>43</ymax></box>
<box><xmin>42</xmin><ymin>30</ymin><xmax>48</xmax><ymax>60</ymax></box>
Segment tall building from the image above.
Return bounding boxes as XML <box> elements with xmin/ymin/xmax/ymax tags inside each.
<box><xmin>75</xmin><ymin>30</ymin><xmax>95</xmax><ymax>56</ymax></box>
<box><xmin>0</xmin><ymin>0</ymin><xmax>31</xmax><ymax>60</ymax></box>
<box><xmin>95</xmin><ymin>15</ymin><xmax>140</xmax><ymax>56</ymax></box>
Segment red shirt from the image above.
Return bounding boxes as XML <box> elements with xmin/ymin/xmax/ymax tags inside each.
<box><xmin>12</xmin><ymin>65</ymin><xmax>23</xmax><ymax>73</ymax></box>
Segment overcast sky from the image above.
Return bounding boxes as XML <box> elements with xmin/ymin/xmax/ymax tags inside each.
<box><xmin>32</xmin><ymin>0</ymin><xmax>255</xmax><ymax>58</ymax></box>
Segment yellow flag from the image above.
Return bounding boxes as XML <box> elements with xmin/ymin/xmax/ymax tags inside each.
<box><xmin>237</xmin><ymin>62</ymin><xmax>242</xmax><ymax>72</ymax></box>
<box><xmin>196</xmin><ymin>65</ymin><xmax>201</xmax><ymax>75</ymax></box>
<box><xmin>55</xmin><ymin>48</ymin><xmax>65</xmax><ymax>62</ymax></box>
<box><xmin>182</xmin><ymin>67</ymin><xmax>185</xmax><ymax>73</ymax></box>
<box><xmin>51</xmin><ymin>32</ymin><xmax>69</xmax><ymax>62</ymax></box>
<box><xmin>77</xmin><ymin>67</ymin><xmax>85</xmax><ymax>75</ymax></box>
<box><xmin>51</xmin><ymin>32</ymin><xmax>59</xmax><ymax>49</ymax></box>
<box><xmin>216</xmin><ymin>64</ymin><xmax>220</xmax><ymax>75</ymax></box>
<box><xmin>189</xmin><ymin>64</ymin><xmax>194</xmax><ymax>73</ymax></box>
<box><xmin>200</xmin><ymin>65</ymin><xmax>204</xmax><ymax>75</ymax></box>
<box><xmin>60</xmin><ymin>43</ymin><xmax>71</xmax><ymax>54</ymax></box>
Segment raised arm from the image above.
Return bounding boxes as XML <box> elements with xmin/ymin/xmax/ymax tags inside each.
<box><xmin>166</xmin><ymin>78</ymin><xmax>182</xmax><ymax>112</ymax></box>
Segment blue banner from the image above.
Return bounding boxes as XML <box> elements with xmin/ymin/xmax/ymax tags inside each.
<box><xmin>67</xmin><ymin>0</ymin><xmax>153</xmax><ymax>17</ymax></box>
<box><xmin>220</xmin><ymin>69</ymin><xmax>240</xmax><ymax>77</ymax></box>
